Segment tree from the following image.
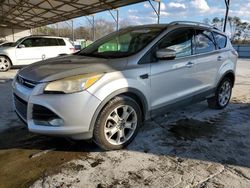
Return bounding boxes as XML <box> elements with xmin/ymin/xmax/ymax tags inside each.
<box><xmin>90</xmin><ymin>19</ymin><xmax>115</xmax><ymax>40</ymax></box>
<box><xmin>204</xmin><ymin>16</ymin><xmax>250</xmax><ymax>43</ymax></box>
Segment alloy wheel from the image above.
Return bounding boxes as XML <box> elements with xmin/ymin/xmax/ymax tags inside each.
<box><xmin>0</xmin><ymin>57</ymin><xmax>10</xmax><ymax>71</ymax></box>
<box><xmin>218</xmin><ymin>80</ymin><xmax>231</xmax><ymax>106</ymax></box>
<box><xmin>104</xmin><ymin>105</ymin><xmax>137</xmax><ymax>145</ymax></box>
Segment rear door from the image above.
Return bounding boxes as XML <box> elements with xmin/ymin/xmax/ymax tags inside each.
<box><xmin>41</xmin><ymin>38</ymin><xmax>61</xmax><ymax>59</ymax></box>
<box><xmin>192</xmin><ymin>29</ymin><xmax>219</xmax><ymax>91</ymax></box>
<box><xmin>150</xmin><ymin>28</ymin><xmax>198</xmax><ymax>110</ymax></box>
<box><xmin>213</xmin><ymin>31</ymin><xmax>229</xmax><ymax>73</ymax></box>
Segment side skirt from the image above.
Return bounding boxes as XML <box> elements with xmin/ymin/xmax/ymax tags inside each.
<box><xmin>150</xmin><ymin>88</ymin><xmax>215</xmax><ymax>118</ymax></box>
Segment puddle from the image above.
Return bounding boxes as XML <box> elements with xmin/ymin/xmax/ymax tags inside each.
<box><xmin>0</xmin><ymin>126</ymin><xmax>97</xmax><ymax>188</ymax></box>
<box><xmin>169</xmin><ymin>118</ymin><xmax>217</xmax><ymax>140</ymax></box>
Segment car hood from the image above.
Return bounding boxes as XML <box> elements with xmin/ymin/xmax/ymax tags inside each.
<box><xmin>18</xmin><ymin>55</ymin><xmax>128</xmax><ymax>82</ymax></box>
<box><xmin>0</xmin><ymin>46</ymin><xmax>13</xmax><ymax>51</ymax></box>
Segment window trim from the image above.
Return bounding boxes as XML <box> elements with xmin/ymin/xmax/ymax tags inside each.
<box><xmin>212</xmin><ymin>31</ymin><xmax>228</xmax><ymax>50</ymax></box>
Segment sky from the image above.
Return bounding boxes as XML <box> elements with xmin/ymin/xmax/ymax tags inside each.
<box><xmin>70</xmin><ymin>0</ymin><xmax>250</xmax><ymax>28</ymax></box>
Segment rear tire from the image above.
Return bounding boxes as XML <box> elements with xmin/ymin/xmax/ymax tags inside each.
<box><xmin>207</xmin><ymin>77</ymin><xmax>232</xmax><ymax>109</ymax></box>
<box><xmin>0</xmin><ymin>56</ymin><xmax>11</xmax><ymax>72</ymax></box>
<box><xmin>93</xmin><ymin>95</ymin><xmax>142</xmax><ymax>150</ymax></box>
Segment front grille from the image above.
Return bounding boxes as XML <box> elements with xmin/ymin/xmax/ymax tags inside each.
<box><xmin>33</xmin><ymin>104</ymin><xmax>59</xmax><ymax>121</ymax></box>
<box><xmin>16</xmin><ymin>75</ymin><xmax>37</xmax><ymax>88</ymax></box>
<box><xmin>14</xmin><ymin>94</ymin><xmax>28</xmax><ymax>121</ymax></box>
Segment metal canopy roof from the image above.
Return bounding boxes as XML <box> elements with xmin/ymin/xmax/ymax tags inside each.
<box><xmin>0</xmin><ymin>0</ymin><xmax>146</xmax><ymax>29</ymax></box>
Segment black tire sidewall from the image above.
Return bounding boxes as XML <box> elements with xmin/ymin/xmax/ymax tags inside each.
<box><xmin>93</xmin><ymin>96</ymin><xmax>142</xmax><ymax>150</ymax></box>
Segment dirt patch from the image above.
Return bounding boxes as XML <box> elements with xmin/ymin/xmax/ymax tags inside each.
<box><xmin>169</xmin><ymin>118</ymin><xmax>217</xmax><ymax>140</ymax></box>
<box><xmin>0</xmin><ymin>126</ymin><xmax>93</xmax><ymax>188</ymax></box>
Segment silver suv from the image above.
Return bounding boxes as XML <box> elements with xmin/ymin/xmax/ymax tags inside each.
<box><xmin>13</xmin><ymin>22</ymin><xmax>238</xmax><ymax>150</ymax></box>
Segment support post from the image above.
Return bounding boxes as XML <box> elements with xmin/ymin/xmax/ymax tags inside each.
<box><xmin>86</xmin><ymin>15</ymin><xmax>95</xmax><ymax>41</ymax></box>
<box><xmin>109</xmin><ymin>9</ymin><xmax>119</xmax><ymax>31</ymax></box>
<box><xmin>148</xmin><ymin>0</ymin><xmax>161</xmax><ymax>24</ymax></box>
<box><xmin>117</xmin><ymin>9</ymin><xmax>119</xmax><ymax>31</ymax></box>
<box><xmin>57</xmin><ymin>23</ymin><xmax>59</xmax><ymax>36</ymax></box>
<box><xmin>93</xmin><ymin>16</ymin><xmax>95</xmax><ymax>41</ymax></box>
<box><xmin>223</xmin><ymin>0</ymin><xmax>230</xmax><ymax>32</ymax></box>
<box><xmin>12</xmin><ymin>28</ymin><xmax>15</xmax><ymax>42</ymax></box>
<box><xmin>71</xmin><ymin>20</ymin><xmax>74</xmax><ymax>45</ymax></box>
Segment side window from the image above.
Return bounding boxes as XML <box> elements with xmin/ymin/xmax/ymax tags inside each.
<box><xmin>194</xmin><ymin>30</ymin><xmax>216</xmax><ymax>54</ymax></box>
<box><xmin>157</xmin><ymin>28</ymin><xmax>193</xmax><ymax>58</ymax></box>
<box><xmin>58</xmin><ymin>39</ymin><xmax>66</xmax><ymax>46</ymax></box>
<box><xmin>39</xmin><ymin>38</ymin><xmax>59</xmax><ymax>46</ymax></box>
<box><xmin>48</xmin><ymin>38</ymin><xmax>59</xmax><ymax>46</ymax></box>
<box><xmin>21</xmin><ymin>38</ymin><xmax>33</xmax><ymax>47</ymax></box>
<box><xmin>21</xmin><ymin>38</ymin><xmax>43</xmax><ymax>47</ymax></box>
<box><xmin>213</xmin><ymin>32</ymin><xmax>227</xmax><ymax>49</ymax></box>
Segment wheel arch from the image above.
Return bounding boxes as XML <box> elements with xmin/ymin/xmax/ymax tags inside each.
<box><xmin>89</xmin><ymin>87</ymin><xmax>149</xmax><ymax>134</ymax></box>
<box><xmin>217</xmin><ymin>70</ymin><xmax>235</xmax><ymax>88</ymax></box>
<box><xmin>0</xmin><ymin>54</ymin><xmax>12</xmax><ymax>65</ymax></box>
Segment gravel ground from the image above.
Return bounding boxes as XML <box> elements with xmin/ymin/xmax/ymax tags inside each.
<box><xmin>0</xmin><ymin>60</ymin><xmax>250</xmax><ymax>188</ymax></box>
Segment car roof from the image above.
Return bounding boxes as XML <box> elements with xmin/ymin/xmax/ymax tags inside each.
<box><xmin>21</xmin><ymin>35</ymin><xmax>66</xmax><ymax>40</ymax></box>
<box><xmin>124</xmin><ymin>22</ymin><xmax>226</xmax><ymax>35</ymax></box>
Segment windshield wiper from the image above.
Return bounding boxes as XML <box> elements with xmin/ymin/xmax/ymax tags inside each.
<box><xmin>78</xmin><ymin>53</ymin><xmax>106</xmax><ymax>58</ymax></box>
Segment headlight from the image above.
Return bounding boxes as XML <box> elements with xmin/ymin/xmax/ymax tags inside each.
<box><xmin>44</xmin><ymin>74</ymin><xmax>103</xmax><ymax>94</ymax></box>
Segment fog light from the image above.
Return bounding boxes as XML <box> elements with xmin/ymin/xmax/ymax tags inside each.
<box><xmin>49</xmin><ymin>118</ymin><xmax>64</xmax><ymax>126</ymax></box>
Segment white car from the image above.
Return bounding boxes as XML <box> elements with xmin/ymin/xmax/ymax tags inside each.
<box><xmin>0</xmin><ymin>36</ymin><xmax>75</xmax><ymax>71</ymax></box>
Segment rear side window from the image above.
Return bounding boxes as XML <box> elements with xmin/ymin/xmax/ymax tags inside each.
<box><xmin>39</xmin><ymin>38</ymin><xmax>58</xmax><ymax>46</ymax></box>
<box><xmin>213</xmin><ymin>32</ymin><xmax>227</xmax><ymax>49</ymax></box>
<box><xmin>47</xmin><ymin>38</ymin><xmax>59</xmax><ymax>46</ymax></box>
<box><xmin>57</xmin><ymin>39</ymin><xmax>66</xmax><ymax>46</ymax></box>
<box><xmin>194</xmin><ymin>30</ymin><xmax>216</xmax><ymax>54</ymax></box>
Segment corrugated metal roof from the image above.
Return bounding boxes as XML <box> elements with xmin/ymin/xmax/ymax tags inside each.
<box><xmin>0</xmin><ymin>0</ymin><xmax>146</xmax><ymax>29</ymax></box>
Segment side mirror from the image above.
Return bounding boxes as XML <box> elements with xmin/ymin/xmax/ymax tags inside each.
<box><xmin>156</xmin><ymin>48</ymin><xmax>176</xmax><ymax>60</ymax></box>
<box><xmin>18</xmin><ymin>44</ymin><xmax>25</xmax><ymax>48</ymax></box>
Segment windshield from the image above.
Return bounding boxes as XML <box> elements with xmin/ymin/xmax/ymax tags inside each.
<box><xmin>79</xmin><ymin>27</ymin><xmax>165</xmax><ymax>58</ymax></box>
<box><xmin>11</xmin><ymin>37</ymin><xmax>25</xmax><ymax>47</ymax></box>
<box><xmin>0</xmin><ymin>42</ymin><xmax>13</xmax><ymax>47</ymax></box>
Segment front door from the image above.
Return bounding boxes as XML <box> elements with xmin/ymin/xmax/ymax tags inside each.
<box><xmin>150</xmin><ymin>28</ymin><xmax>198</xmax><ymax>111</ymax></box>
<box><xmin>15</xmin><ymin>37</ymin><xmax>44</xmax><ymax>65</ymax></box>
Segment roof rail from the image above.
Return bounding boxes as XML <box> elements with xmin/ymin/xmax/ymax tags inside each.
<box><xmin>169</xmin><ymin>21</ymin><xmax>219</xmax><ymax>30</ymax></box>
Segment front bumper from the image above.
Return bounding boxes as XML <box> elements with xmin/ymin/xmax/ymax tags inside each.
<box><xmin>13</xmin><ymin>80</ymin><xmax>101</xmax><ymax>140</ymax></box>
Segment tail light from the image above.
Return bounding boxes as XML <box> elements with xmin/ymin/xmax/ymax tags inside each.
<box><xmin>69</xmin><ymin>48</ymin><xmax>75</xmax><ymax>53</ymax></box>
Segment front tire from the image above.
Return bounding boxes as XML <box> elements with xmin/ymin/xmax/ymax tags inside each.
<box><xmin>207</xmin><ymin>77</ymin><xmax>232</xmax><ymax>109</ymax></box>
<box><xmin>93</xmin><ymin>95</ymin><xmax>142</xmax><ymax>150</ymax></box>
<box><xmin>0</xmin><ymin>56</ymin><xmax>11</xmax><ymax>72</ymax></box>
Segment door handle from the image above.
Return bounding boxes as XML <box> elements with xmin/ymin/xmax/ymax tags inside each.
<box><xmin>186</xmin><ymin>62</ymin><xmax>194</xmax><ymax>68</ymax></box>
<box><xmin>140</xmin><ymin>74</ymin><xmax>149</xmax><ymax>79</ymax></box>
<box><xmin>217</xmin><ymin>56</ymin><xmax>223</xmax><ymax>61</ymax></box>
